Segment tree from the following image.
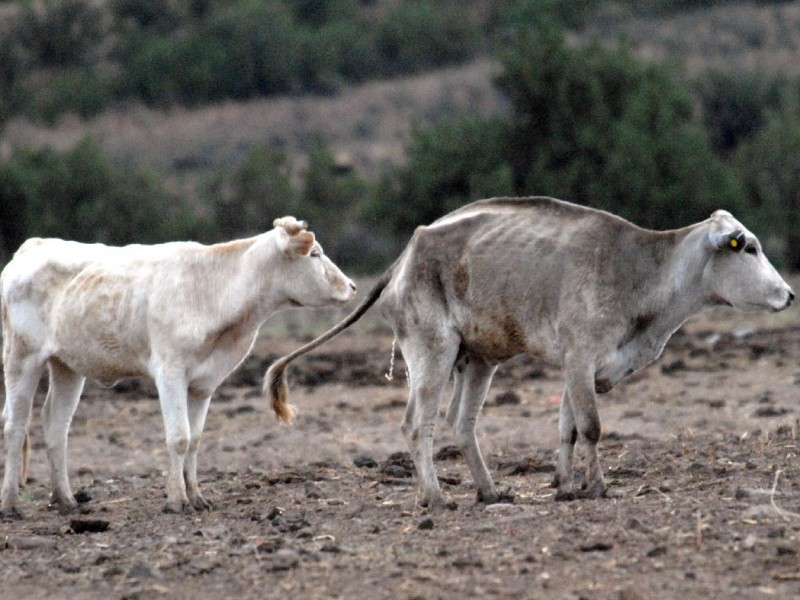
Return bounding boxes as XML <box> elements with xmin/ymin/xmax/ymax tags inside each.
<box><xmin>365</xmin><ymin>116</ymin><xmax>512</xmax><ymax>239</ymax></box>
<box><xmin>736</xmin><ymin>92</ymin><xmax>800</xmax><ymax>270</ymax></box>
<box><xmin>206</xmin><ymin>146</ymin><xmax>298</xmax><ymax>240</ymax></box>
<box><xmin>496</xmin><ymin>22</ymin><xmax>744</xmax><ymax>230</ymax></box>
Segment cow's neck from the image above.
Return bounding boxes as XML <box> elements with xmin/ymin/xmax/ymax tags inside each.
<box><xmin>201</xmin><ymin>235</ymin><xmax>281</xmax><ymax>333</ymax></box>
<box><xmin>644</xmin><ymin>224</ymin><xmax>714</xmax><ymax>338</ymax></box>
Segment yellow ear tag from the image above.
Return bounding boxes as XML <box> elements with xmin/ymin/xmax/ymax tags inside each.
<box><xmin>730</xmin><ymin>239</ymin><xmax>738</xmax><ymax>249</ymax></box>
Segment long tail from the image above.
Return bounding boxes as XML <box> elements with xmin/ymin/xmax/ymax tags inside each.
<box><xmin>265</xmin><ymin>268</ymin><xmax>395</xmax><ymax>423</ymax></box>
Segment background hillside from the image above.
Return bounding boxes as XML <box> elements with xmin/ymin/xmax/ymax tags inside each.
<box><xmin>2</xmin><ymin>0</ymin><xmax>800</xmax><ymax>271</ymax></box>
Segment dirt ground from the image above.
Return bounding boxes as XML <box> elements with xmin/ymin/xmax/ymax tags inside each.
<box><xmin>2</xmin><ymin>303</ymin><xmax>800</xmax><ymax>600</ymax></box>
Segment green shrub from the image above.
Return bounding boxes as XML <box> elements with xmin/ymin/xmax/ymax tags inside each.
<box><xmin>496</xmin><ymin>23</ymin><xmax>744</xmax><ymax>230</ymax></box>
<box><xmin>14</xmin><ymin>0</ymin><xmax>104</xmax><ymax>68</ymax></box>
<box><xmin>735</xmin><ymin>91</ymin><xmax>800</xmax><ymax>270</ymax></box>
<box><xmin>374</xmin><ymin>1</ymin><xmax>482</xmax><ymax>76</ymax></box>
<box><xmin>696</xmin><ymin>70</ymin><xmax>786</xmax><ymax>158</ymax></box>
<box><xmin>365</xmin><ymin>116</ymin><xmax>512</xmax><ymax>239</ymax></box>
<box><xmin>0</xmin><ymin>140</ymin><xmax>197</xmax><ymax>260</ymax></box>
<box><xmin>205</xmin><ymin>146</ymin><xmax>299</xmax><ymax>240</ymax></box>
<box><xmin>0</xmin><ymin>37</ymin><xmax>22</xmax><ymax>127</ymax></box>
<box><xmin>29</xmin><ymin>68</ymin><xmax>112</xmax><ymax>123</ymax></box>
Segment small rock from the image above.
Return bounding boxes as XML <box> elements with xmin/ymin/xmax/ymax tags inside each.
<box><xmin>304</xmin><ymin>481</ymin><xmax>325</xmax><ymax>499</ymax></box>
<box><xmin>6</xmin><ymin>536</ymin><xmax>59</xmax><ymax>551</ymax></box>
<box><xmin>74</xmin><ymin>489</ymin><xmax>92</xmax><ymax>504</ymax></box>
<box><xmin>495</xmin><ymin>390</ymin><xmax>522</xmax><ymax>406</ymax></box>
<box><xmin>70</xmin><ymin>518</ymin><xmax>111</xmax><ymax>534</ymax></box>
<box><xmin>484</xmin><ymin>503</ymin><xmax>516</xmax><ymax>513</ymax></box>
<box><xmin>265</xmin><ymin>549</ymin><xmax>301</xmax><ymax>572</ymax></box>
<box><xmin>353</xmin><ymin>456</ymin><xmax>377</xmax><ymax>469</ymax></box>
<box><xmin>434</xmin><ymin>445</ymin><xmax>461</xmax><ymax>460</ymax></box>
<box><xmin>128</xmin><ymin>561</ymin><xmax>162</xmax><ymax>580</ymax></box>
<box><xmin>579</xmin><ymin>540</ymin><xmax>613</xmax><ymax>552</ymax></box>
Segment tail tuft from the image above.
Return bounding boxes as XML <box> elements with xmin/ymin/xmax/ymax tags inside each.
<box><xmin>264</xmin><ymin>359</ymin><xmax>296</xmax><ymax>424</ymax></box>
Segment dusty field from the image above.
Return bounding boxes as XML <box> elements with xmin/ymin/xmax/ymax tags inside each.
<box><xmin>2</xmin><ymin>304</ymin><xmax>800</xmax><ymax>600</ymax></box>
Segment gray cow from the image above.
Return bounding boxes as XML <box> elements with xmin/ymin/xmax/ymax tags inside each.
<box><xmin>266</xmin><ymin>197</ymin><xmax>794</xmax><ymax>507</ymax></box>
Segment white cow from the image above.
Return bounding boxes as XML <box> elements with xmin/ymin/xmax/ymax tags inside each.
<box><xmin>1</xmin><ymin>217</ymin><xmax>356</xmax><ymax>517</ymax></box>
<box><xmin>266</xmin><ymin>198</ymin><xmax>794</xmax><ymax>508</ymax></box>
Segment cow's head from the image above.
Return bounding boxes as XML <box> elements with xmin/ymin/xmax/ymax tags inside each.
<box><xmin>703</xmin><ymin>210</ymin><xmax>793</xmax><ymax>312</ymax></box>
<box><xmin>273</xmin><ymin>217</ymin><xmax>357</xmax><ymax>307</ymax></box>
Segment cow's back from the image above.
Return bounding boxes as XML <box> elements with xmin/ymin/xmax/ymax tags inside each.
<box><xmin>385</xmin><ymin>198</ymin><xmax>668</xmax><ymax>362</ymax></box>
<box><xmin>2</xmin><ymin>239</ymin><xmax>162</xmax><ymax>379</ymax></box>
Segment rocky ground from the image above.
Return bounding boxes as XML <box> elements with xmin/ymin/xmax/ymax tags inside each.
<box><xmin>2</xmin><ymin>306</ymin><xmax>800</xmax><ymax>599</ymax></box>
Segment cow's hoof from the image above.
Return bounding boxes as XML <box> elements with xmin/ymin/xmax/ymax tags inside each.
<box><xmin>420</xmin><ymin>494</ymin><xmax>447</xmax><ymax>510</ymax></box>
<box><xmin>163</xmin><ymin>500</ymin><xmax>194</xmax><ymax>514</ymax></box>
<box><xmin>478</xmin><ymin>489</ymin><xmax>515</xmax><ymax>504</ymax></box>
<box><xmin>476</xmin><ymin>489</ymin><xmax>500</xmax><ymax>505</ymax></box>
<box><xmin>554</xmin><ymin>489</ymin><xmax>578</xmax><ymax>502</ymax></box>
<box><xmin>189</xmin><ymin>495</ymin><xmax>213</xmax><ymax>512</ymax></box>
<box><xmin>579</xmin><ymin>482</ymin><xmax>608</xmax><ymax>499</ymax></box>
<box><xmin>0</xmin><ymin>505</ymin><xmax>25</xmax><ymax>520</ymax></box>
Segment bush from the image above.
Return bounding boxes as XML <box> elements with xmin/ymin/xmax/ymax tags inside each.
<box><xmin>0</xmin><ymin>37</ymin><xmax>22</xmax><ymax>127</ymax></box>
<box><xmin>374</xmin><ymin>1</ymin><xmax>482</xmax><ymax>76</ymax></box>
<box><xmin>496</xmin><ymin>23</ymin><xmax>744</xmax><ymax>230</ymax></box>
<box><xmin>365</xmin><ymin>116</ymin><xmax>513</xmax><ymax>239</ymax></box>
<box><xmin>205</xmin><ymin>146</ymin><xmax>299</xmax><ymax>240</ymax></box>
<box><xmin>696</xmin><ymin>70</ymin><xmax>786</xmax><ymax>158</ymax></box>
<box><xmin>28</xmin><ymin>68</ymin><xmax>112</xmax><ymax>123</ymax></box>
<box><xmin>14</xmin><ymin>0</ymin><xmax>104</xmax><ymax>68</ymax></box>
<box><xmin>735</xmin><ymin>92</ymin><xmax>800</xmax><ymax>270</ymax></box>
<box><xmin>0</xmin><ymin>140</ymin><xmax>197</xmax><ymax>260</ymax></box>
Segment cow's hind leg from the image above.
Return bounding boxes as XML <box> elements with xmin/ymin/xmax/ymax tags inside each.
<box><xmin>447</xmin><ymin>356</ymin><xmax>499</xmax><ymax>504</ymax></box>
<box><xmin>42</xmin><ymin>359</ymin><xmax>86</xmax><ymax>513</ymax></box>
<box><xmin>184</xmin><ymin>394</ymin><xmax>213</xmax><ymax>511</ymax></box>
<box><xmin>399</xmin><ymin>331</ymin><xmax>460</xmax><ymax>509</ymax></box>
<box><xmin>2</xmin><ymin>354</ymin><xmax>45</xmax><ymax>518</ymax></box>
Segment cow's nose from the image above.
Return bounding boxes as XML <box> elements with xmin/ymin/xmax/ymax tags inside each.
<box><xmin>349</xmin><ymin>281</ymin><xmax>357</xmax><ymax>292</ymax></box>
<box><xmin>788</xmin><ymin>289</ymin><xmax>795</xmax><ymax>306</ymax></box>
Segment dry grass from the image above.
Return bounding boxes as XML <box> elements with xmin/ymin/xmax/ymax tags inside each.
<box><xmin>587</xmin><ymin>1</ymin><xmax>800</xmax><ymax>76</ymax></box>
<box><xmin>2</xmin><ymin>2</ymin><xmax>800</xmax><ymax>203</ymax></box>
<box><xmin>0</xmin><ymin>59</ymin><xmax>505</xmax><ymax>188</ymax></box>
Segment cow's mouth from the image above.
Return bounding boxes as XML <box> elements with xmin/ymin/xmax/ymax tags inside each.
<box><xmin>709</xmin><ymin>294</ymin><xmax>733</xmax><ymax>307</ymax></box>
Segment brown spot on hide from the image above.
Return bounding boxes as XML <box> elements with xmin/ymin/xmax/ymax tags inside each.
<box><xmin>197</xmin><ymin>304</ymin><xmax>255</xmax><ymax>362</ymax></box>
<box><xmin>619</xmin><ymin>313</ymin><xmax>657</xmax><ymax>348</ymax></box>
<box><xmin>453</xmin><ymin>263</ymin><xmax>469</xmax><ymax>300</ymax></box>
<box><xmin>463</xmin><ymin>310</ymin><xmax>528</xmax><ymax>361</ymax></box>
<box><xmin>289</xmin><ymin>231</ymin><xmax>315</xmax><ymax>256</ymax></box>
<box><xmin>208</xmin><ymin>238</ymin><xmax>257</xmax><ymax>255</ymax></box>
<box><xmin>581</xmin><ymin>418</ymin><xmax>601</xmax><ymax>445</ymax></box>
<box><xmin>594</xmin><ymin>379</ymin><xmax>613</xmax><ymax>394</ymax></box>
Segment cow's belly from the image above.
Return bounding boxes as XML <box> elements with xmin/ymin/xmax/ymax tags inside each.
<box><xmin>51</xmin><ymin>281</ymin><xmax>150</xmax><ymax>382</ymax></box>
<box><xmin>457</xmin><ymin>313</ymin><xmax>557</xmax><ymax>363</ymax></box>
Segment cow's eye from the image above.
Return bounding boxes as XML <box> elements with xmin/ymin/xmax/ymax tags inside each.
<box><xmin>310</xmin><ymin>249</ymin><xmax>321</xmax><ymax>258</ymax></box>
<box><xmin>744</xmin><ymin>245</ymin><xmax>757</xmax><ymax>256</ymax></box>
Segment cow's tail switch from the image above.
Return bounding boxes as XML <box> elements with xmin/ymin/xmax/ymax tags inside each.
<box><xmin>263</xmin><ymin>268</ymin><xmax>394</xmax><ymax>424</ymax></box>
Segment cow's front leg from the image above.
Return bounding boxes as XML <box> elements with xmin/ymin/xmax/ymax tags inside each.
<box><xmin>156</xmin><ymin>374</ymin><xmax>192</xmax><ymax>513</ymax></box>
<box><xmin>553</xmin><ymin>388</ymin><xmax>578</xmax><ymax>500</ymax></box>
<box><xmin>562</xmin><ymin>358</ymin><xmax>606</xmax><ymax>500</ymax></box>
<box><xmin>184</xmin><ymin>394</ymin><xmax>213</xmax><ymax>511</ymax></box>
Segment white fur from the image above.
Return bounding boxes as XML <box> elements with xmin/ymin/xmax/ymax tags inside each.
<box><xmin>1</xmin><ymin>219</ymin><xmax>356</xmax><ymax>516</ymax></box>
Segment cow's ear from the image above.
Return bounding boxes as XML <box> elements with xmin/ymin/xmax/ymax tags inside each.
<box><xmin>283</xmin><ymin>231</ymin><xmax>315</xmax><ymax>257</ymax></box>
<box><xmin>709</xmin><ymin>229</ymin><xmax>746</xmax><ymax>252</ymax></box>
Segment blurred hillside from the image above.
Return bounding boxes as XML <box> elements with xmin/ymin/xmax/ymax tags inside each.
<box><xmin>2</xmin><ymin>0</ymin><xmax>800</xmax><ymax>272</ymax></box>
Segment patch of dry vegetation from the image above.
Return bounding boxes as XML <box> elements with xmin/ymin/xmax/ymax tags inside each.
<box><xmin>588</xmin><ymin>1</ymin><xmax>800</xmax><ymax>76</ymax></box>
